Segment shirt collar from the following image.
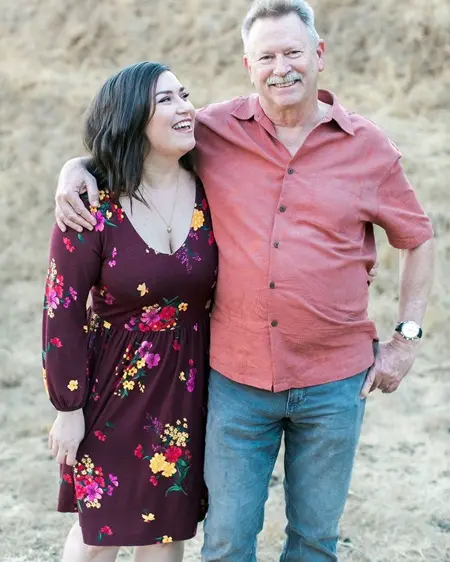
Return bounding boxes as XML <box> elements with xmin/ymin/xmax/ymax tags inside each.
<box><xmin>231</xmin><ymin>89</ymin><xmax>354</xmax><ymax>136</ymax></box>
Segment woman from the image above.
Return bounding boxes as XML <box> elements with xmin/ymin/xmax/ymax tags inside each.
<box><xmin>42</xmin><ymin>61</ymin><xmax>218</xmax><ymax>562</ymax></box>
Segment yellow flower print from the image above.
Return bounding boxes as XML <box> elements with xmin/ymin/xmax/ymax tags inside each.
<box><xmin>128</xmin><ymin>367</ymin><xmax>138</xmax><ymax>376</ymax></box>
<box><xmin>99</xmin><ymin>190</ymin><xmax>106</xmax><ymax>201</ymax></box>
<box><xmin>162</xmin><ymin>536</ymin><xmax>173</xmax><ymax>543</ymax></box>
<box><xmin>103</xmin><ymin>321</ymin><xmax>111</xmax><ymax>329</ymax></box>
<box><xmin>161</xmin><ymin>462</ymin><xmax>177</xmax><ymax>478</ymax></box>
<box><xmin>179</xmin><ymin>371</ymin><xmax>186</xmax><ymax>381</ymax></box>
<box><xmin>67</xmin><ymin>380</ymin><xmax>79</xmax><ymax>391</ymax></box>
<box><xmin>137</xmin><ymin>283</ymin><xmax>149</xmax><ymax>297</ymax></box>
<box><xmin>106</xmin><ymin>211</ymin><xmax>112</xmax><ymax>219</ymax></box>
<box><xmin>123</xmin><ymin>380</ymin><xmax>135</xmax><ymax>391</ymax></box>
<box><xmin>138</xmin><ymin>382</ymin><xmax>145</xmax><ymax>393</ymax></box>
<box><xmin>178</xmin><ymin>302</ymin><xmax>188</xmax><ymax>312</ymax></box>
<box><xmin>136</xmin><ymin>359</ymin><xmax>145</xmax><ymax>369</ymax></box>
<box><xmin>150</xmin><ymin>453</ymin><xmax>167</xmax><ymax>474</ymax></box>
<box><xmin>142</xmin><ymin>513</ymin><xmax>155</xmax><ymax>523</ymax></box>
<box><xmin>191</xmin><ymin>209</ymin><xmax>205</xmax><ymax>231</ymax></box>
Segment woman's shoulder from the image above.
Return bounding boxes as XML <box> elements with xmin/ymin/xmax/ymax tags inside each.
<box><xmin>81</xmin><ymin>188</ymin><xmax>125</xmax><ymax>230</ymax></box>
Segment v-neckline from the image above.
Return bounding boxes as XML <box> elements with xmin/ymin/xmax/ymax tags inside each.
<box><xmin>119</xmin><ymin>179</ymin><xmax>198</xmax><ymax>257</ymax></box>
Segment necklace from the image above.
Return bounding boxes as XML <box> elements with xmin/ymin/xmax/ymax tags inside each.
<box><xmin>144</xmin><ymin>168</ymin><xmax>180</xmax><ymax>234</ymax></box>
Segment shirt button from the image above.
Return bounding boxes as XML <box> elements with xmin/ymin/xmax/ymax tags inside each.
<box><xmin>271</xmin><ymin>320</ymin><xmax>278</xmax><ymax>327</ymax></box>
<box><xmin>288</xmin><ymin>168</ymin><xmax>294</xmax><ymax>175</ymax></box>
<box><xmin>279</xmin><ymin>205</ymin><xmax>287</xmax><ymax>213</ymax></box>
<box><xmin>269</xmin><ymin>282</ymin><xmax>276</xmax><ymax>289</ymax></box>
<box><xmin>273</xmin><ymin>241</ymin><xmax>280</xmax><ymax>248</ymax></box>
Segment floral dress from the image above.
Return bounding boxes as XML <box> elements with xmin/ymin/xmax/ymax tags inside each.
<box><xmin>42</xmin><ymin>179</ymin><xmax>218</xmax><ymax>546</ymax></box>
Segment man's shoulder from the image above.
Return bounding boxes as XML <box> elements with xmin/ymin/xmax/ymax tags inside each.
<box><xmin>196</xmin><ymin>96</ymin><xmax>251</xmax><ymax>126</ymax></box>
<box><xmin>346</xmin><ymin>110</ymin><xmax>401</xmax><ymax>156</ymax></box>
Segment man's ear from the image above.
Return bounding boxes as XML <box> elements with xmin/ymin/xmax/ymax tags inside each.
<box><xmin>316</xmin><ymin>39</ymin><xmax>325</xmax><ymax>73</ymax></box>
<box><xmin>243</xmin><ymin>55</ymin><xmax>253</xmax><ymax>84</ymax></box>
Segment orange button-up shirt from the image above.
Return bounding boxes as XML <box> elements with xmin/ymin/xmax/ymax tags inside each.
<box><xmin>195</xmin><ymin>90</ymin><xmax>433</xmax><ymax>392</ymax></box>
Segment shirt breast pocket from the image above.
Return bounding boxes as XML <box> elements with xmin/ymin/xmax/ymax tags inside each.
<box><xmin>294</xmin><ymin>176</ymin><xmax>361</xmax><ymax>235</ymax></box>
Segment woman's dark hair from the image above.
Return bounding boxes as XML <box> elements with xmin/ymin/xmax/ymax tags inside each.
<box><xmin>83</xmin><ymin>61</ymin><xmax>195</xmax><ymax>202</ymax></box>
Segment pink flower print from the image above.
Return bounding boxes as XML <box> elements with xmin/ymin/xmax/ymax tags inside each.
<box><xmin>63</xmin><ymin>237</ymin><xmax>75</xmax><ymax>252</ymax></box>
<box><xmin>173</xmin><ymin>340</ymin><xmax>180</xmax><ymax>351</ymax></box>
<box><xmin>138</xmin><ymin>341</ymin><xmax>153</xmax><ymax>357</ymax></box>
<box><xmin>165</xmin><ymin>446</ymin><xmax>183</xmax><ymax>463</ymax></box>
<box><xmin>46</xmin><ymin>288</ymin><xmax>60</xmax><ymax>309</ymax></box>
<box><xmin>94</xmin><ymin>211</ymin><xmax>105</xmax><ymax>232</ymax></box>
<box><xmin>193</xmin><ymin>323</ymin><xmax>198</xmax><ymax>332</ymax></box>
<box><xmin>109</xmin><ymin>474</ymin><xmax>119</xmax><ymax>487</ymax></box>
<box><xmin>107</xmin><ymin>485</ymin><xmax>114</xmax><ymax>496</ymax></box>
<box><xmin>100</xmin><ymin>526</ymin><xmax>113</xmax><ymax>536</ymax></box>
<box><xmin>85</xmin><ymin>482</ymin><xmax>103</xmax><ymax>502</ymax></box>
<box><xmin>187</xmin><ymin>368</ymin><xmax>197</xmax><ymax>393</ymax></box>
<box><xmin>144</xmin><ymin>353</ymin><xmax>160</xmax><ymax>369</ymax></box>
<box><xmin>108</xmin><ymin>247</ymin><xmax>117</xmax><ymax>267</ymax></box>
<box><xmin>105</xmin><ymin>293</ymin><xmax>115</xmax><ymax>305</ymax></box>
<box><xmin>208</xmin><ymin>230</ymin><xmax>215</xmax><ymax>246</ymax></box>
<box><xmin>63</xmin><ymin>297</ymin><xmax>71</xmax><ymax>308</ymax></box>
<box><xmin>140</xmin><ymin>309</ymin><xmax>160</xmax><ymax>328</ymax></box>
<box><xmin>134</xmin><ymin>444</ymin><xmax>143</xmax><ymax>459</ymax></box>
<box><xmin>69</xmin><ymin>287</ymin><xmax>78</xmax><ymax>301</ymax></box>
<box><xmin>94</xmin><ymin>430</ymin><xmax>107</xmax><ymax>442</ymax></box>
<box><xmin>189</xmin><ymin>359</ymin><xmax>194</xmax><ymax>367</ymax></box>
<box><xmin>50</xmin><ymin>337</ymin><xmax>63</xmax><ymax>348</ymax></box>
<box><xmin>150</xmin><ymin>475</ymin><xmax>158</xmax><ymax>487</ymax></box>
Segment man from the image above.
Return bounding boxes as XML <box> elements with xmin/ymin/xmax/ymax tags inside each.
<box><xmin>54</xmin><ymin>1</ymin><xmax>435</xmax><ymax>560</ymax></box>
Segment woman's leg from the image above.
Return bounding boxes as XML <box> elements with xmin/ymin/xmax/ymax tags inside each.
<box><xmin>62</xmin><ymin>522</ymin><xmax>120</xmax><ymax>562</ymax></box>
<box><xmin>133</xmin><ymin>541</ymin><xmax>184</xmax><ymax>562</ymax></box>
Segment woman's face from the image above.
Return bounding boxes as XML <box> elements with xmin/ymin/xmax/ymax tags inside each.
<box><xmin>146</xmin><ymin>71</ymin><xmax>196</xmax><ymax>159</ymax></box>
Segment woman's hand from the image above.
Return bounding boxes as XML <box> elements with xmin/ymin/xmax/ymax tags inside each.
<box><xmin>55</xmin><ymin>157</ymin><xmax>99</xmax><ymax>233</ymax></box>
<box><xmin>48</xmin><ymin>409</ymin><xmax>85</xmax><ymax>466</ymax></box>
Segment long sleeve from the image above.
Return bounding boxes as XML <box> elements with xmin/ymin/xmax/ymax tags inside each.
<box><xmin>42</xmin><ymin>218</ymin><xmax>103</xmax><ymax>411</ymax></box>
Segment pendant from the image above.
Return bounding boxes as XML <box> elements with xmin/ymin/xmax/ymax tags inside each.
<box><xmin>167</xmin><ymin>226</ymin><xmax>172</xmax><ymax>233</ymax></box>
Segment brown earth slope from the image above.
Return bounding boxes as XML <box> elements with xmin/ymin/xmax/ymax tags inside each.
<box><xmin>0</xmin><ymin>0</ymin><xmax>449</xmax><ymax>560</ymax></box>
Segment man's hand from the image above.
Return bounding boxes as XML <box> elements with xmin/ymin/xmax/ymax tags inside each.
<box><xmin>48</xmin><ymin>409</ymin><xmax>85</xmax><ymax>466</ymax></box>
<box><xmin>55</xmin><ymin>157</ymin><xmax>99</xmax><ymax>233</ymax></box>
<box><xmin>360</xmin><ymin>335</ymin><xmax>418</xmax><ymax>398</ymax></box>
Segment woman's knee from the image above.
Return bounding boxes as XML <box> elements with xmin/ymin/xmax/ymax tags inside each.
<box><xmin>85</xmin><ymin>545</ymin><xmax>120</xmax><ymax>561</ymax></box>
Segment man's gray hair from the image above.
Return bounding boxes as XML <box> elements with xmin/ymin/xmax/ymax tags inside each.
<box><xmin>241</xmin><ymin>0</ymin><xmax>320</xmax><ymax>49</ymax></box>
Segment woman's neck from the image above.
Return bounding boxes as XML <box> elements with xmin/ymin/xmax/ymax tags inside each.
<box><xmin>141</xmin><ymin>154</ymin><xmax>182</xmax><ymax>191</ymax></box>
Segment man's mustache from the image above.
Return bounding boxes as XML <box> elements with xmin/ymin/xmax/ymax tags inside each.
<box><xmin>266</xmin><ymin>72</ymin><xmax>304</xmax><ymax>86</ymax></box>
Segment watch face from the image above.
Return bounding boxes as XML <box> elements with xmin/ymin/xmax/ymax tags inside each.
<box><xmin>402</xmin><ymin>321</ymin><xmax>420</xmax><ymax>338</ymax></box>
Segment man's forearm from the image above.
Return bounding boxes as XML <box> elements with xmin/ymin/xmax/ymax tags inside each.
<box><xmin>397</xmin><ymin>238</ymin><xmax>435</xmax><ymax>326</ymax></box>
<box><xmin>63</xmin><ymin>156</ymin><xmax>90</xmax><ymax>172</ymax></box>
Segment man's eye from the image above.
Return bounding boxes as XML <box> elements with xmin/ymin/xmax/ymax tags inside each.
<box><xmin>288</xmin><ymin>50</ymin><xmax>302</xmax><ymax>57</ymax></box>
<box><xmin>260</xmin><ymin>55</ymin><xmax>272</xmax><ymax>61</ymax></box>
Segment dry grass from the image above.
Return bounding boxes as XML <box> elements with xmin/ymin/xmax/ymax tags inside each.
<box><xmin>1</xmin><ymin>0</ymin><xmax>449</xmax><ymax>560</ymax></box>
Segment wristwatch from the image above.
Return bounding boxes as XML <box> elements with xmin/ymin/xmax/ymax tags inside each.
<box><xmin>395</xmin><ymin>321</ymin><xmax>423</xmax><ymax>341</ymax></box>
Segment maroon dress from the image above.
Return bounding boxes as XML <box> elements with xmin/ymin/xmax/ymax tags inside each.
<box><xmin>42</xmin><ymin>180</ymin><xmax>218</xmax><ymax>546</ymax></box>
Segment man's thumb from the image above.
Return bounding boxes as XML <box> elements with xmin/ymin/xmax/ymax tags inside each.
<box><xmin>360</xmin><ymin>367</ymin><xmax>375</xmax><ymax>399</ymax></box>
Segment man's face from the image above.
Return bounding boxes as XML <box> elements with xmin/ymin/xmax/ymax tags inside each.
<box><xmin>243</xmin><ymin>13</ymin><xmax>325</xmax><ymax>112</ymax></box>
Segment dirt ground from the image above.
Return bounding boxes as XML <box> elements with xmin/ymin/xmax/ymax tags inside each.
<box><xmin>1</xmin><ymin>0</ymin><xmax>449</xmax><ymax>560</ymax></box>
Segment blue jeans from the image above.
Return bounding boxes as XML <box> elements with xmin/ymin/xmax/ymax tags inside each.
<box><xmin>201</xmin><ymin>368</ymin><xmax>367</xmax><ymax>562</ymax></box>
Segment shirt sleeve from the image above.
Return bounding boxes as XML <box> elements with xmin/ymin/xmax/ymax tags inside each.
<box><xmin>42</xmin><ymin>220</ymin><xmax>102</xmax><ymax>411</ymax></box>
<box><xmin>372</xmin><ymin>156</ymin><xmax>434</xmax><ymax>249</ymax></box>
